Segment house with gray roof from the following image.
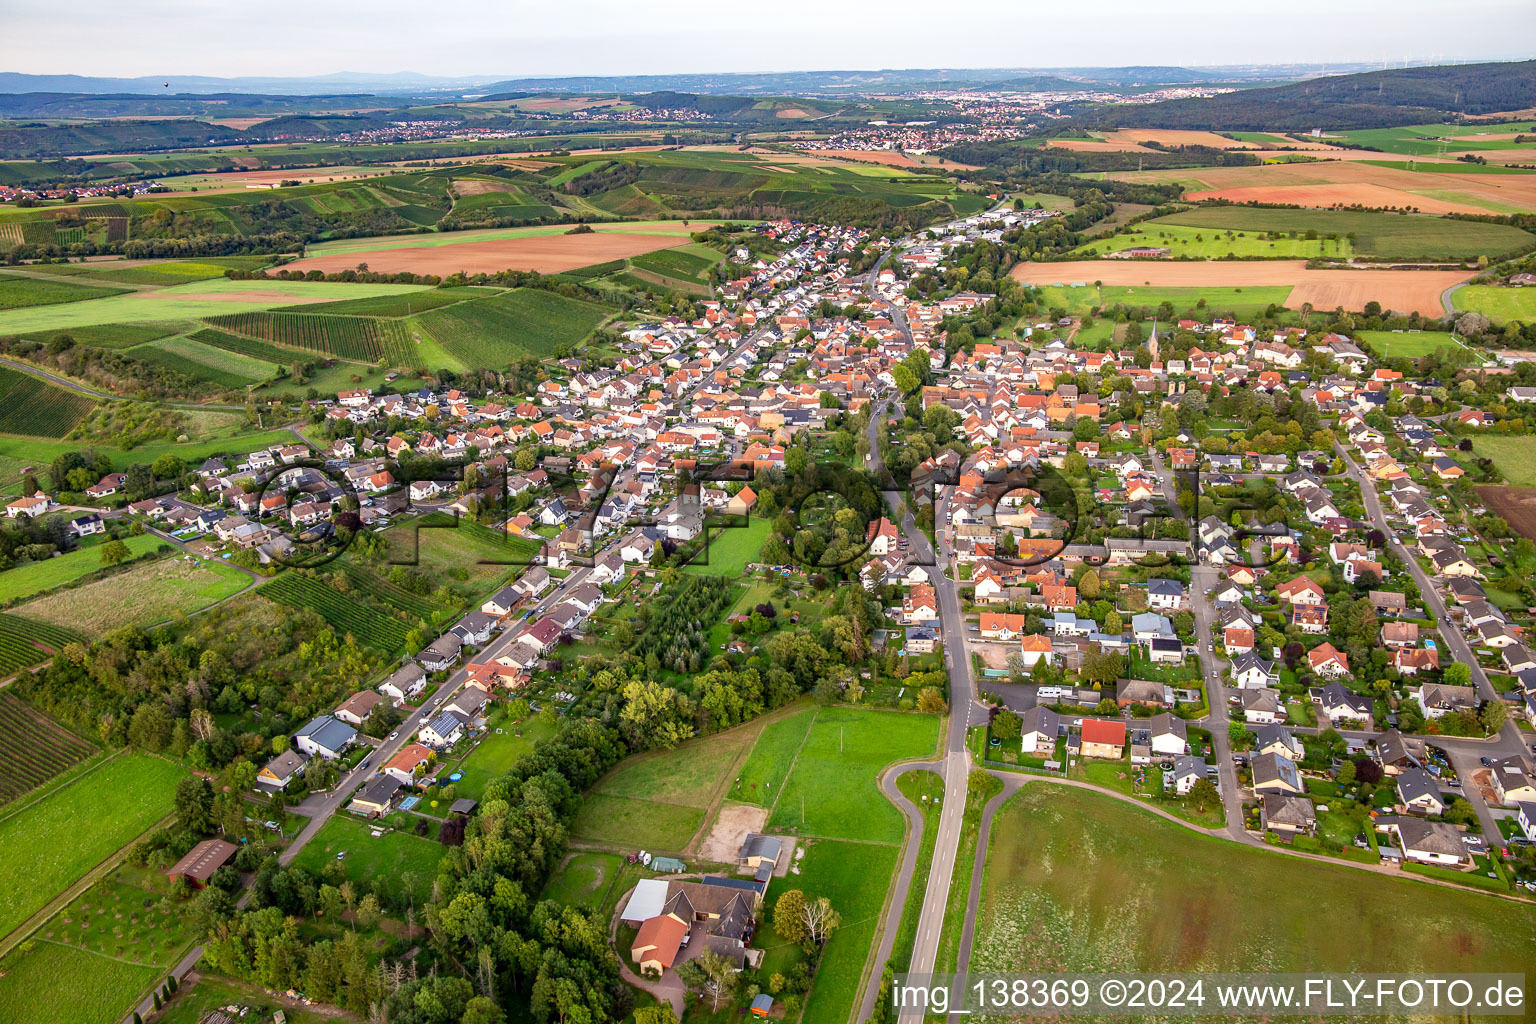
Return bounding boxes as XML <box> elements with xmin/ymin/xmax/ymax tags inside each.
<box><xmin>1395</xmin><ymin>768</ymin><xmax>1445</xmax><ymax>816</ymax></box>
<box><xmin>295</xmin><ymin>715</ymin><xmax>356</xmax><ymax>760</ymax></box>
<box><xmin>1261</xmin><ymin>793</ymin><xmax>1317</xmax><ymax>835</ymax></box>
<box><xmin>1251</xmin><ymin>751</ymin><xmax>1303</xmax><ymax>795</ymax></box>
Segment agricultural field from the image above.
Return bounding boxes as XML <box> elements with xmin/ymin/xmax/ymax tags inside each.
<box><xmin>257</xmin><ymin>572</ymin><xmax>411</xmax><ymax>654</ymax></box>
<box><xmin>1072</xmin><ymin>222</ymin><xmax>1351</xmax><ymax>260</ymax></box>
<box><xmin>572</xmin><ymin>714</ymin><xmax>762</xmax><ymax>850</ymax></box>
<box><xmin>1454</xmin><ymin>283</ymin><xmax>1536</xmax><ymax>323</ymax></box>
<box><xmin>285</xmin><ymin>228</ymin><xmax>710</xmax><ymax>277</ymax></box>
<box><xmin>0</xmin><ymin>938</ymin><xmax>161</xmax><ymax>1024</ymax></box>
<box><xmin>1150</xmin><ymin>206</ymin><xmax>1535</xmax><ymax>261</ymax></box>
<box><xmin>683</xmin><ymin>516</ymin><xmax>771</xmax><ymax>577</ymax></box>
<box><xmin>0</xmin><ymin>613</ymin><xmax>83</xmax><ymax>677</ymax></box>
<box><xmin>20</xmin><ymin>256</ymin><xmax>272</xmax><ymax>287</ymax></box>
<box><xmin>1333</xmin><ymin>122</ymin><xmax>1536</xmax><ymax>156</ymax></box>
<box><xmin>0</xmin><ymin>751</ymin><xmax>186</xmax><ymax>939</ymax></box>
<box><xmin>0</xmin><ymin>278</ymin><xmax>435</xmax><ymax>333</ymax></box>
<box><xmin>1354</xmin><ymin>330</ymin><xmax>1466</xmax><ymax>358</ymax></box>
<box><xmin>1013</xmin><ymin>260</ymin><xmax>1470</xmax><ymax>317</ymax></box>
<box><xmin>0</xmin><ymin>693</ymin><xmax>96</xmax><ymax>804</ymax></box>
<box><xmin>1476</xmin><ymin>485</ymin><xmax>1536</xmax><ymax>544</ymax></box>
<box><xmin>1031</xmin><ymin>283</ymin><xmax>1293</xmax><ymax>319</ymax></box>
<box><xmin>12</xmin><ymin>553</ymin><xmax>250</xmax><ymax>638</ymax></box>
<box><xmin>0</xmin><ymin>366</ymin><xmax>97</xmax><ymax>437</ymax></box>
<box><xmin>0</xmin><ymin>533</ymin><xmax>162</xmax><ymax>604</ymax></box>
<box><xmin>412</xmin><ymin>287</ymin><xmax>614</xmax><ymax>364</ymax></box>
<box><xmin>129</xmin><ymin>333</ymin><xmax>278</xmax><ymax>387</ymax></box>
<box><xmin>15</xmin><ymin>320</ymin><xmax>183</xmax><ymax>350</ymax></box>
<box><xmin>289</xmin><ymin>815</ymin><xmax>445</xmax><ymax>908</ymax></box>
<box><xmin>204</xmin><ymin>309</ymin><xmax>418</xmax><ymax>365</ymax></box>
<box><xmin>767</xmin><ymin>708</ymin><xmax>940</xmax><ymax>843</ymax></box>
<box><xmin>274</xmin><ymin>287</ymin><xmax>492</xmax><ymax>317</ymax></box>
<box><xmin>970</xmin><ymin>785</ymin><xmax>1536</xmax><ymax>980</ymax></box>
<box><xmin>1472</xmin><ymin>435</ymin><xmax>1536</xmax><ymax>488</ymax></box>
<box><xmin>0</xmin><ymin>273</ymin><xmax>128</xmax><ymax>311</ymax></box>
<box><xmin>728</xmin><ymin>705</ymin><xmax>817</xmax><ymax>806</ymax></box>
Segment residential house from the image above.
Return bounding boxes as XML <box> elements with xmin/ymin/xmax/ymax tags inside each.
<box><xmin>419</xmin><ymin>710</ymin><xmax>469</xmax><ymax>749</ymax></box>
<box><xmin>382</xmin><ymin>743</ymin><xmax>434</xmax><ymax>785</ymax></box>
<box><xmin>257</xmin><ymin>749</ymin><xmax>307</xmax><ymax>791</ymax></box>
<box><xmin>294</xmin><ymin>715</ymin><xmax>356</xmax><ymax>760</ymax></box>
<box><xmin>1261</xmin><ymin>793</ymin><xmax>1317</xmax><ymax>835</ymax></box>
<box><xmin>1395</xmin><ymin>768</ymin><xmax>1446</xmax><ymax>816</ymax></box>
<box><xmin>379</xmin><ymin>662</ymin><xmax>427</xmax><ymax>703</ymax></box>
<box><xmin>1382</xmin><ymin>817</ymin><xmax>1470</xmax><ymax>866</ymax></box>
<box><xmin>351</xmin><ymin>774</ymin><xmax>404</xmax><ymax>818</ymax></box>
<box><xmin>1079</xmin><ymin>719</ymin><xmax>1126</xmax><ymax>759</ymax></box>
<box><xmin>334</xmin><ymin>690</ymin><xmax>382</xmax><ymax>727</ymax></box>
<box><xmin>1311</xmin><ymin>680</ymin><xmax>1371</xmax><ymax>725</ymax></box>
<box><xmin>1251</xmin><ymin>751</ymin><xmax>1304</xmax><ymax>795</ymax></box>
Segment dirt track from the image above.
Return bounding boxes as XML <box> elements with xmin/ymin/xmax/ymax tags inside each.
<box><xmin>1010</xmin><ymin>259</ymin><xmax>1474</xmax><ymax>316</ymax></box>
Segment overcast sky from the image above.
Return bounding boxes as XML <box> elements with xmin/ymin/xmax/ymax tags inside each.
<box><xmin>2</xmin><ymin>0</ymin><xmax>1533</xmax><ymax>79</ymax></box>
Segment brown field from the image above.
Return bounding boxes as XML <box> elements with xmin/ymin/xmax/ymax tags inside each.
<box><xmin>1476</xmin><ymin>486</ymin><xmax>1536</xmax><ymax>542</ymax></box>
<box><xmin>1112</xmin><ymin>129</ymin><xmax>1264</xmax><ymax>149</ymax></box>
<box><xmin>153</xmin><ymin>166</ymin><xmax>394</xmax><ymax>191</ymax></box>
<box><xmin>285</xmin><ymin>232</ymin><xmax>697</xmax><ymax>276</ymax></box>
<box><xmin>452</xmin><ymin>178</ymin><xmax>519</xmax><ymax>196</ymax></box>
<box><xmin>1010</xmin><ymin>259</ymin><xmax>1472</xmax><ymax>316</ymax></box>
<box><xmin>774</xmin><ymin>107</ymin><xmax>814</xmax><ymax>119</ymax></box>
<box><xmin>1105</xmin><ymin>157</ymin><xmax>1536</xmax><ymax>213</ymax></box>
<box><xmin>809</xmin><ymin>148</ymin><xmax>925</xmax><ymax>168</ymax></box>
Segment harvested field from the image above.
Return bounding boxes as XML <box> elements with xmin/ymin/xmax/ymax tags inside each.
<box><xmin>807</xmin><ymin>149</ymin><xmax>925</xmax><ymax>168</ymax></box>
<box><xmin>284</xmin><ymin>232</ymin><xmax>699</xmax><ymax>276</ymax></box>
<box><xmin>1010</xmin><ymin>259</ymin><xmax>1471</xmax><ymax>316</ymax></box>
<box><xmin>1104</xmin><ymin>158</ymin><xmax>1536</xmax><ymax>213</ymax></box>
<box><xmin>1476</xmin><ymin>486</ymin><xmax>1536</xmax><ymax>542</ymax></box>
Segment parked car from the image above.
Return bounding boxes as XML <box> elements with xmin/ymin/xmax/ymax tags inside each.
<box><xmin>1480</xmin><ymin>756</ymin><xmax>1493</xmax><ymax>767</ymax></box>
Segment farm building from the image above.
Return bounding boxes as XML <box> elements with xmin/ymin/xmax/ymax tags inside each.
<box><xmin>167</xmin><ymin>838</ymin><xmax>238</xmax><ymax>888</ymax></box>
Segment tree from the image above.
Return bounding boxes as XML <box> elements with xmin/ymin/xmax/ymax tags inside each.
<box><xmin>514</xmin><ymin>447</ymin><xmax>537</xmax><ymax>472</ymax></box>
<box><xmin>917</xmin><ymin>687</ymin><xmax>947</xmax><ymax>715</ymax></box>
<box><xmin>774</xmin><ymin>889</ymin><xmax>808</xmax><ymax>943</ymax></box>
<box><xmin>174</xmin><ymin>776</ymin><xmax>216</xmax><ymax>834</ymax></box>
<box><xmin>1187</xmin><ymin>777</ymin><xmax>1219</xmax><ymax>812</ymax></box>
<box><xmin>800</xmin><ymin>895</ymin><xmax>841</xmax><ymax>947</ymax></box>
<box><xmin>355</xmin><ymin>893</ymin><xmax>382</xmax><ymax>930</ymax></box>
<box><xmin>633</xmin><ymin>1007</ymin><xmax>677</xmax><ymax>1024</ymax></box>
<box><xmin>991</xmin><ymin>709</ymin><xmax>1021</xmax><ymax>741</ymax></box>
<box><xmin>1443</xmin><ymin>662</ymin><xmax>1471</xmax><ymax>687</ymax></box>
<box><xmin>1480</xmin><ymin>700</ymin><xmax>1507</xmax><ymax>735</ymax></box>
<box><xmin>1077</xmin><ymin>569</ymin><xmax>1100</xmax><ymax>599</ymax></box>
<box><xmin>1335</xmin><ymin>759</ymin><xmax>1356</xmax><ymax>786</ymax></box>
<box><xmin>681</xmin><ymin>949</ymin><xmax>738</xmax><ymax>1011</ymax></box>
<box><xmin>100</xmin><ymin>539</ymin><xmax>131</xmax><ymax>566</ymax></box>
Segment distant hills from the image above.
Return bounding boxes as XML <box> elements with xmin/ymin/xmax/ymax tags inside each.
<box><xmin>1077</xmin><ymin>59</ymin><xmax>1536</xmax><ymax>130</ymax></box>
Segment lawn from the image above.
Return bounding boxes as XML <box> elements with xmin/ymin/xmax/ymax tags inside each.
<box><xmin>1473</xmin><ymin>435</ymin><xmax>1536</xmax><ymax>488</ymax></box>
<box><xmin>12</xmin><ymin>554</ymin><xmax>250</xmax><ymax>637</ymax></box>
<box><xmin>0</xmin><ymin>273</ymin><xmax>128</xmax><ymax>311</ymax></box>
<box><xmin>970</xmin><ymin>785</ymin><xmax>1536</xmax><ymax>979</ymax></box>
<box><xmin>1356</xmin><ymin>330</ymin><xmax>1466</xmax><ymax>359</ymax></box>
<box><xmin>0</xmin><ymin>752</ymin><xmax>186</xmax><ymax>939</ymax></box>
<box><xmin>0</xmin><ymin>278</ymin><xmax>433</xmax><ymax>333</ymax></box>
<box><xmin>683</xmin><ymin>516</ymin><xmax>770</xmax><ymax>577</ymax></box>
<box><xmin>568</xmin><ymin>793</ymin><xmax>704</xmax><ymax>851</ymax></box>
<box><xmin>766</xmin><ymin>838</ymin><xmax>899</xmax><ymax>1024</ymax></box>
<box><xmin>0</xmin><ymin>939</ymin><xmax>160</xmax><ymax>1024</ymax></box>
<box><xmin>541</xmin><ymin>851</ymin><xmax>624</xmax><ymax>910</ymax></box>
<box><xmin>1031</xmin><ymin>284</ymin><xmax>1293</xmax><ymax>318</ymax></box>
<box><xmin>450</xmin><ymin>711</ymin><xmax>560</xmax><ymax>800</ymax></box>
<box><xmin>1455</xmin><ymin>284</ymin><xmax>1536</xmax><ymax>324</ymax></box>
<box><xmin>766</xmin><ymin>708</ymin><xmax>940</xmax><ymax>844</ymax></box>
<box><xmin>0</xmin><ymin>533</ymin><xmax>162</xmax><ymax>603</ymax></box>
<box><xmin>382</xmin><ymin>512</ymin><xmax>541</xmax><ymax>589</ymax></box>
<box><xmin>728</xmin><ymin>705</ymin><xmax>816</xmax><ymax>807</ymax></box>
<box><xmin>288</xmin><ymin>815</ymin><xmax>444</xmax><ymax>907</ymax></box>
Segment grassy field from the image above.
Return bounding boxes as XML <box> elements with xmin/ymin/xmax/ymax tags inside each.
<box><xmin>288</xmin><ymin>815</ymin><xmax>444</xmax><ymax>907</ymax></box>
<box><xmin>1335</xmin><ymin>123</ymin><xmax>1536</xmax><ymax>156</ymax></box>
<box><xmin>683</xmin><ymin>517</ymin><xmax>770</xmax><ymax>577</ymax></box>
<box><xmin>971</xmin><ymin>785</ymin><xmax>1536</xmax><ymax>980</ymax></box>
<box><xmin>0</xmin><ymin>366</ymin><xmax>97</xmax><ymax>437</ymax></box>
<box><xmin>1073</xmin><ymin>222</ymin><xmax>1349</xmax><ymax>260</ymax></box>
<box><xmin>728</xmin><ymin>705</ymin><xmax>816</xmax><ymax>806</ymax></box>
<box><xmin>0</xmin><ymin>428</ymin><xmax>297</xmax><ymax>492</ymax></box>
<box><xmin>767</xmin><ymin>708</ymin><xmax>940</xmax><ymax>844</ymax></box>
<box><xmin>136</xmin><ymin>333</ymin><xmax>278</xmax><ymax>384</ymax></box>
<box><xmin>13</xmin><ymin>554</ymin><xmax>249</xmax><ymax>637</ymax></box>
<box><xmin>1455</xmin><ymin>284</ymin><xmax>1536</xmax><ymax>323</ymax></box>
<box><xmin>413</xmin><ymin>287</ymin><xmax>614</xmax><ymax>365</ymax></box>
<box><xmin>0</xmin><ymin>278</ymin><xmax>434</xmax><ymax>333</ymax></box>
<box><xmin>1355</xmin><ymin>330</ymin><xmax>1467</xmax><ymax>358</ymax></box>
<box><xmin>1152</xmin><ymin>206</ymin><xmax>1534</xmax><ymax>261</ymax></box>
<box><xmin>450</xmin><ymin>711</ymin><xmax>560</xmax><ymax>800</ymax></box>
<box><xmin>382</xmin><ymin>512</ymin><xmax>540</xmax><ymax>589</ymax></box>
<box><xmin>569</xmin><ymin>793</ymin><xmax>704</xmax><ymax>851</ymax></box>
<box><xmin>1031</xmin><ymin>283</ymin><xmax>1293</xmax><ymax>317</ymax></box>
<box><xmin>0</xmin><ymin>752</ymin><xmax>186</xmax><ymax>939</ymax></box>
<box><xmin>0</xmin><ymin>273</ymin><xmax>128</xmax><ymax>310</ymax></box>
<box><xmin>0</xmin><ymin>533</ymin><xmax>162</xmax><ymax>603</ymax></box>
<box><xmin>305</xmin><ymin>219</ymin><xmax>728</xmax><ymax>258</ymax></box>
<box><xmin>34</xmin><ymin>864</ymin><xmax>194</xmax><ymax>967</ymax></box>
<box><xmin>541</xmin><ymin>851</ymin><xmax>625</xmax><ymax>910</ymax></box>
<box><xmin>1473</xmin><ymin>435</ymin><xmax>1536</xmax><ymax>487</ymax></box>
<box><xmin>0</xmin><ymin>939</ymin><xmax>160</xmax><ymax>1024</ymax></box>
<box><xmin>770</xmin><ymin>839</ymin><xmax>900</xmax><ymax>1024</ymax></box>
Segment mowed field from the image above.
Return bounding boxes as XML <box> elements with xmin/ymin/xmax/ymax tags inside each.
<box><xmin>971</xmin><ymin>786</ymin><xmax>1536</xmax><ymax>981</ymax></box>
<box><xmin>1100</xmin><ymin>156</ymin><xmax>1536</xmax><ymax>214</ymax></box>
<box><xmin>284</xmin><ymin>231</ymin><xmax>708</xmax><ymax>277</ymax></box>
<box><xmin>1455</xmin><ymin>284</ymin><xmax>1536</xmax><ymax>323</ymax></box>
<box><xmin>1011</xmin><ymin>259</ymin><xmax>1470</xmax><ymax>316</ymax></box>
<box><xmin>0</xmin><ymin>752</ymin><xmax>186</xmax><ymax>939</ymax></box>
<box><xmin>1355</xmin><ymin>330</ymin><xmax>1466</xmax><ymax>358</ymax></box>
<box><xmin>1472</xmin><ymin>435</ymin><xmax>1536</xmax><ymax>488</ymax></box>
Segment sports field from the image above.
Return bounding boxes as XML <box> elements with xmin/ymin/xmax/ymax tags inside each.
<box><xmin>971</xmin><ymin>785</ymin><xmax>1536</xmax><ymax>979</ymax></box>
<box><xmin>0</xmin><ymin>278</ymin><xmax>434</xmax><ymax>333</ymax></box>
<box><xmin>1354</xmin><ymin>330</ymin><xmax>1466</xmax><ymax>359</ymax></box>
<box><xmin>1012</xmin><ymin>260</ymin><xmax>1469</xmax><ymax>317</ymax></box>
<box><xmin>1455</xmin><ymin>284</ymin><xmax>1536</xmax><ymax>323</ymax></box>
